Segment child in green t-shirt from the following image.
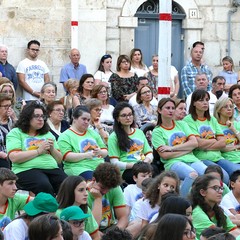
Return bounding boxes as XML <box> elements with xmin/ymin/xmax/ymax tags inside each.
<box><xmin>0</xmin><ymin>168</ymin><xmax>32</xmax><ymax>229</ymax></box>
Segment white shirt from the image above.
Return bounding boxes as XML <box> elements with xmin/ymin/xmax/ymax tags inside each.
<box><xmin>129</xmin><ymin>93</ymin><xmax>158</xmax><ymax>107</ymax></box>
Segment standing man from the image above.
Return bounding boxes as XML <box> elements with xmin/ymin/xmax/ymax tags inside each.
<box><xmin>16</xmin><ymin>40</ymin><xmax>50</xmax><ymax>101</ymax></box>
<box><xmin>60</xmin><ymin>48</ymin><xmax>87</xmax><ymax>90</ymax></box>
<box><xmin>181</xmin><ymin>45</ymin><xmax>212</xmax><ymax>98</ymax></box>
<box><xmin>0</xmin><ymin>45</ymin><xmax>18</xmax><ymax>89</ymax></box>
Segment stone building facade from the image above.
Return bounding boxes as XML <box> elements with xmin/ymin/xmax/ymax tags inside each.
<box><xmin>0</xmin><ymin>0</ymin><xmax>240</xmax><ymax>97</ymax></box>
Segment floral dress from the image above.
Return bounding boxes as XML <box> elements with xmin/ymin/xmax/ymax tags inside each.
<box><xmin>109</xmin><ymin>73</ymin><xmax>138</xmax><ymax>101</ymax></box>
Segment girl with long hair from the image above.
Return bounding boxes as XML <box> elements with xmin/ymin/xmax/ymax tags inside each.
<box><xmin>190</xmin><ymin>175</ymin><xmax>240</xmax><ymax>239</ymax></box>
<box><xmin>108</xmin><ymin>102</ymin><xmax>153</xmax><ymax>184</ymax></box>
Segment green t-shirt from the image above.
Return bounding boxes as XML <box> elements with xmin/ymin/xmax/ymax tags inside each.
<box><xmin>56</xmin><ymin>206</ymin><xmax>98</xmax><ymax>235</ymax></box>
<box><xmin>108</xmin><ymin>128</ymin><xmax>152</xmax><ymax>167</ymax></box>
<box><xmin>152</xmin><ymin>120</ymin><xmax>200</xmax><ymax>170</ymax></box>
<box><xmin>58</xmin><ymin>128</ymin><xmax>106</xmax><ymax>176</ymax></box>
<box><xmin>183</xmin><ymin>115</ymin><xmax>224</xmax><ymax>162</ymax></box>
<box><xmin>218</xmin><ymin>121</ymin><xmax>240</xmax><ymax>163</ymax></box>
<box><xmin>0</xmin><ymin>193</ymin><xmax>30</xmax><ymax>220</ymax></box>
<box><xmin>87</xmin><ymin>186</ymin><xmax>126</xmax><ymax>230</ymax></box>
<box><xmin>6</xmin><ymin>128</ymin><xmax>59</xmax><ymax>174</ymax></box>
<box><xmin>192</xmin><ymin>205</ymin><xmax>236</xmax><ymax>239</ymax></box>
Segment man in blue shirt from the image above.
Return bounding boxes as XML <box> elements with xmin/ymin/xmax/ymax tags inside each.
<box><xmin>59</xmin><ymin>48</ymin><xmax>87</xmax><ymax>91</ymax></box>
<box><xmin>181</xmin><ymin>46</ymin><xmax>212</xmax><ymax>98</ymax></box>
<box><xmin>0</xmin><ymin>45</ymin><xmax>18</xmax><ymax>89</ymax></box>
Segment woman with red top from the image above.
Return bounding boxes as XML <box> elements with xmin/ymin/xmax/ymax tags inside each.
<box><xmin>152</xmin><ymin>98</ymin><xmax>207</xmax><ymax>197</ymax></box>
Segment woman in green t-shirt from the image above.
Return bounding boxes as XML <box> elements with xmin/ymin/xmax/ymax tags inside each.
<box><xmin>190</xmin><ymin>175</ymin><xmax>240</xmax><ymax>239</ymax></box>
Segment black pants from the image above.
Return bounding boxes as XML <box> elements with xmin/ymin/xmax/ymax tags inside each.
<box><xmin>16</xmin><ymin>168</ymin><xmax>67</xmax><ymax>196</ymax></box>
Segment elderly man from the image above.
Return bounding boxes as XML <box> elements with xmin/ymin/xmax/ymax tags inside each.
<box><xmin>17</xmin><ymin>40</ymin><xmax>50</xmax><ymax>101</ymax></box>
<box><xmin>0</xmin><ymin>45</ymin><xmax>18</xmax><ymax>89</ymax></box>
<box><xmin>60</xmin><ymin>48</ymin><xmax>87</xmax><ymax>90</ymax></box>
<box><xmin>181</xmin><ymin>45</ymin><xmax>212</xmax><ymax>98</ymax></box>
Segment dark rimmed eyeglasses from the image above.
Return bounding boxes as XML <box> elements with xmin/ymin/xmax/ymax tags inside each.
<box><xmin>69</xmin><ymin>220</ymin><xmax>85</xmax><ymax>227</ymax></box>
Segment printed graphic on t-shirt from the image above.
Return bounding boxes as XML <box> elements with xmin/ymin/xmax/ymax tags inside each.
<box><xmin>101</xmin><ymin>198</ymin><xmax>111</xmax><ymax>229</ymax></box>
<box><xmin>223</xmin><ymin>129</ymin><xmax>238</xmax><ymax>145</ymax></box>
<box><xmin>127</xmin><ymin>139</ymin><xmax>144</xmax><ymax>161</ymax></box>
<box><xmin>26</xmin><ymin>65</ymin><xmax>45</xmax><ymax>83</ymax></box>
<box><xmin>80</xmin><ymin>139</ymin><xmax>98</xmax><ymax>152</ymax></box>
<box><xmin>198</xmin><ymin>125</ymin><xmax>215</xmax><ymax>139</ymax></box>
<box><xmin>135</xmin><ymin>192</ymin><xmax>143</xmax><ymax>201</ymax></box>
<box><xmin>169</xmin><ymin>132</ymin><xmax>187</xmax><ymax>146</ymax></box>
<box><xmin>25</xmin><ymin>137</ymin><xmax>45</xmax><ymax>150</ymax></box>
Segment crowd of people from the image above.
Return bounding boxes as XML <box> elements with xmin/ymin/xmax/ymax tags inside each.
<box><xmin>0</xmin><ymin>39</ymin><xmax>240</xmax><ymax>240</ymax></box>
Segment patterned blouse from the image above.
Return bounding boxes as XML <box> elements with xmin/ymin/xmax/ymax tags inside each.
<box><xmin>109</xmin><ymin>73</ymin><xmax>138</xmax><ymax>101</ymax></box>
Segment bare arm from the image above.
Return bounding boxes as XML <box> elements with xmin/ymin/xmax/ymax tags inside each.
<box><xmin>18</xmin><ymin>73</ymin><xmax>40</xmax><ymax>98</ymax></box>
<box><xmin>44</xmin><ymin>73</ymin><xmax>50</xmax><ymax>83</ymax></box>
<box><xmin>173</xmin><ymin>74</ymin><xmax>180</xmax><ymax>96</ymax></box>
<box><xmin>115</xmin><ymin>206</ymin><xmax>129</xmax><ymax>229</ymax></box>
<box><xmin>72</xmin><ymin>95</ymin><xmax>80</xmax><ymax>108</ymax></box>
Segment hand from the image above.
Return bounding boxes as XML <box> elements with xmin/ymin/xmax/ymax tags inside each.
<box><xmin>93</xmin><ymin>148</ymin><xmax>102</xmax><ymax>157</ymax></box>
<box><xmin>37</xmin><ymin>140</ymin><xmax>51</xmax><ymax>154</ymax></box>
<box><xmin>0</xmin><ymin>152</ymin><xmax>7</xmax><ymax>159</ymax></box>
<box><xmin>47</xmin><ymin>138</ymin><xmax>54</xmax><ymax>151</ymax></box>
<box><xmin>84</xmin><ymin>151</ymin><xmax>94</xmax><ymax>159</ymax></box>
<box><xmin>226</xmin><ymin>120</ymin><xmax>235</xmax><ymax>131</ymax></box>
<box><xmin>89</xmin><ymin>186</ymin><xmax>102</xmax><ymax>199</ymax></box>
<box><xmin>158</xmin><ymin>145</ymin><xmax>173</xmax><ymax>152</ymax></box>
<box><xmin>143</xmin><ymin>157</ymin><xmax>152</xmax><ymax>164</ymax></box>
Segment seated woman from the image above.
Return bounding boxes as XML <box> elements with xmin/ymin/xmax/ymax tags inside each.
<box><xmin>0</xmin><ymin>81</ymin><xmax>20</xmax><ymax>119</ymax></box>
<box><xmin>85</xmin><ymin>98</ymin><xmax>109</xmax><ymax>144</ymax></box>
<box><xmin>133</xmin><ymin>85</ymin><xmax>157</xmax><ymax>128</ymax></box>
<box><xmin>46</xmin><ymin>100</ymin><xmax>70</xmax><ymax>140</ymax></box>
<box><xmin>56</xmin><ymin>176</ymin><xmax>100</xmax><ymax>240</ymax></box>
<box><xmin>108</xmin><ymin>102</ymin><xmax>153</xmax><ymax>184</ymax></box>
<box><xmin>73</xmin><ymin>74</ymin><xmax>94</xmax><ymax>107</ymax></box>
<box><xmin>109</xmin><ymin>55</ymin><xmax>138</xmax><ymax>102</ymax></box>
<box><xmin>59</xmin><ymin>78</ymin><xmax>78</xmax><ymax>121</ymax></box>
<box><xmin>6</xmin><ymin>101</ymin><xmax>67</xmax><ymax>196</ymax></box>
<box><xmin>184</xmin><ymin>89</ymin><xmax>235</xmax><ymax>184</ymax></box>
<box><xmin>173</xmin><ymin>98</ymin><xmax>187</xmax><ymax>121</ymax></box>
<box><xmin>40</xmin><ymin>82</ymin><xmax>57</xmax><ymax>107</ymax></box>
<box><xmin>57</xmin><ymin>105</ymin><xmax>108</xmax><ymax>181</ymax></box>
<box><xmin>0</xmin><ymin>93</ymin><xmax>17</xmax><ymax>168</ymax></box>
<box><xmin>152</xmin><ymin>97</ymin><xmax>208</xmax><ymax>197</ymax></box>
<box><xmin>94</xmin><ymin>54</ymin><xmax>113</xmax><ymax>87</ymax></box>
<box><xmin>213</xmin><ymin>97</ymin><xmax>240</xmax><ymax>174</ymax></box>
<box><xmin>190</xmin><ymin>175</ymin><xmax>240</xmax><ymax>239</ymax></box>
<box><xmin>91</xmin><ymin>84</ymin><xmax>114</xmax><ymax>133</ymax></box>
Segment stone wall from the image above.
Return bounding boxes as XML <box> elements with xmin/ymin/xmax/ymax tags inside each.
<box><xmin>0</xmin><ymin>0</ymin><xmax>240</xmax><ymax>97</ymax></box>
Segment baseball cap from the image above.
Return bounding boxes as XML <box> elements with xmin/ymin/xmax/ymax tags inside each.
<box><xmin>60</xmin><ymin>206</ymin><xmax>90</xmax><ymax>221</ymax></box>
<box><xmin>23</xmin><ymin>192</ymin><xmax>59</xmax><ymax>216</ymax></box>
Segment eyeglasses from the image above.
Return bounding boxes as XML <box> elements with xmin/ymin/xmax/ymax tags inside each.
<box><xmin>69</xmin><ymin>220</ymin><xmax>85</xmax><ymax>227</ymax></box>
<box><xmin>32</xmin><ymin>114</ymin><xmax>46</xmax><ymax>120</ymax></box>
<box><xmin>141</xmin><ymin>90</ymin><xmax>151</xmax><ymax>95</ymax></box>
<box><xmin>29</xmin><ymin>48</ymin><xmax>40</xmax><ymax>52</ymax></box>
<box><xmin>98</xmin><ymin>91</ymin><xmax>107</xmax><ymax>95</ymax></box>
<box><xmin>93</xmin><ymin>108</ymin><xmax>103</xmax><ymax>113</ymax></box>
<box><xmin>53</xmin><ymin>109</ymin><xmax>65</xmax><ymax>113</ymax></box>
<box><xmin>0</xmin><ymin>104</ymin><xmax>12</xmax><ymax>109</ymax></box>
<box><xmin>119</xmin><ymin>113</ymin><xmax>133</xmax><ymax>118</ymax></box>
<box><xmin>207</xmin><ymin>185</ymin><xmax>224</xmax><ymax>193</ymax></box>
<box><xmin>222</xmin><ymin>105</ymin><xmax>234</xmax><ymax>109</ymax></box>
<box><xmin>183</xmin><ymin>229</ymin><xmax>196</xmax><ymax>239</ymax></box>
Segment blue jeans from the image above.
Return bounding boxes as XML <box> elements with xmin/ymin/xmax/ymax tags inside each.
<box><xmin>217</xmin><ymin>159</ymin><xmax>240</xmax><ymax>178</ymax></box>
<box><xmin>202</xmin><ymin>160</ymin><xmax>230</xmax><ymax>184</ymax></box>
<box><xmin>170</xmin><ymin>161</ymin><xmax>207</xmax><ymax>198</ymax></box>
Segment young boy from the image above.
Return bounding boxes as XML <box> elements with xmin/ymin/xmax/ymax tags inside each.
<box><xmin>123</xmin><ymin>162</ymin><xmax>152</xmax><ymax>220</ymax></box>
<box><xmin>0</xmin><ymin>168</ymin><xmax>32</xmax><ymax>228</ymax></box>
<box><xmin>220</xmin><ymin>170</ymin><xmax>240</xmax><ymax>226</ymax></box>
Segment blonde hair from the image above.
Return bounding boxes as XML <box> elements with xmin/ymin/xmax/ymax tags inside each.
<box><xmin>0</xmin><ymin>83</ymin><xmax>16</xmax><ymax>104</ymax></box>
<box><xmin>213</xmin><ymin>97</ymin><xmax>234</xmax><ymax>122</ymax></box>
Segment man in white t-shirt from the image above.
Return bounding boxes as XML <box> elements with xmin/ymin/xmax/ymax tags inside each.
<box><xmin>129</xmin><ymin>76</ymin><xmax>158</xmax><ymax>107</ymax></box>
<box><xmin>17</xmin><ymin>40</ymin><xmax>50</xmax><ymax>101</ymax></box>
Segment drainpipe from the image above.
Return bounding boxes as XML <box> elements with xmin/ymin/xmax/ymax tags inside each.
<box><xmin>71</xmin><ymin>0</ymin><xmax>79</xmax><ymax>49</ymax></box>
<box><xmin>227</xmin><ymin>8</ymin><xmax>237</xmax><ymax>56</ymax></box>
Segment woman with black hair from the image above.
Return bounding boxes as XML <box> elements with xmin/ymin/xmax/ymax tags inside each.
<box><xmin>183</xmin><ymin>89</ymin><xmax>231</xmax><ymax>184</ymax></box>
<box><xmin>73</xmin><ymin>73</ymin><xmax>94</xmax><ymax>107</ymax></box>
<box><xmin>151</xmin><ymin>213</ymin><xmax>196</xmax><ymax>240</ymax></box>
<box><xmin>58</xmin><ymin>105</ymin><xmax>107</xmax><ymax>181</ymax></box>
<box><xmin>190</xmin><ymin>175</ymin><xmax>240</xmax><ymax>239</ymax></box>
<box><xmin>6</xmin><ymin>101</ymin><xmax>66</xmax><ymax>195</ymax></box>
<box><xmin>108</xmin><ymin>102</ymin><xmax>153</xmax><ymax>183</ymax></box>
<box><xmin>94</xmin><ymin>54</ymin><xmax>113</xmax><ymax>87</ymax></box>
